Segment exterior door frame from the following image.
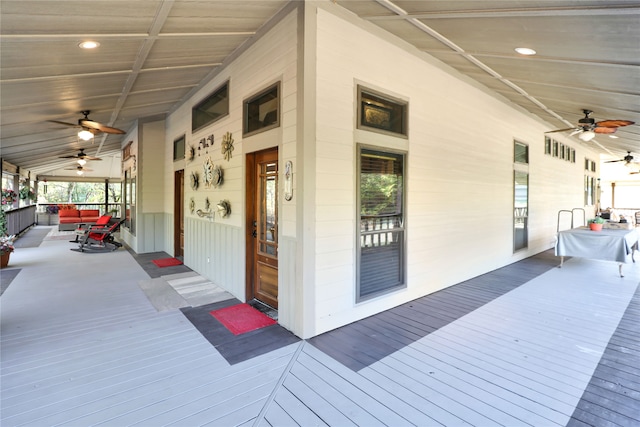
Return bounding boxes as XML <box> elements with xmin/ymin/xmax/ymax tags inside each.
<box><xmin>245</xmin><ymin>147</ymin><xmax>278</xmax><ymax>308</ymax></box>
<box><xmin>174</xmin><ymin>169</ymin><xmax>184</xmax><ymax>258</ymax></box>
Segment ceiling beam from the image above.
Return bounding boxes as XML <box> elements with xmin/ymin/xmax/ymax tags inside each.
<box><xmin>365</xmin><ymin>5</ymin><xmax>640</xmax><ymax>21</ymax></box>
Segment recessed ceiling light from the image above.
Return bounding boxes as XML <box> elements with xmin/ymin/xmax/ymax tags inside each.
<box><xmin>515</xmin><ymin>47</ymin><xmax>536</xmax><ymax>55</ymax></box>
<box><xmin>609</xmin><ymin>135</ymin><xmax>619</xmax><ymax>139</ymax></box>
<box><xmin>79</xmin><ymin>41</ymin><xmax>100</xmax><ymax>49</ymax></box>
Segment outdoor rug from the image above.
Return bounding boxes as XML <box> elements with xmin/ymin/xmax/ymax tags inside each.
<box><xmin>152</xmin><ymin>257</ymin><xmax>183</xmax><ymax>268</ymax></box>
<box><xmin>181</xmin><ymin>300</ymin><xmax>299</xmax><ymax>365</ymax></box>
<box><xmin>210</xmin><ymin>303</ymin><xmax>276</xmax><ymax>335</ymax></box>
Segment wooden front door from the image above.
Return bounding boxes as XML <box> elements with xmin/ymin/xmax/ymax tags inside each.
<box><xmin>246</xmin><ymin>148</ymin><xmax>278</xmax><ymax>309</ymax></box>
<box><xmin>174</xmin><ymin>170</ymin><xmax>184</xmax><ymax>258</ymax></box>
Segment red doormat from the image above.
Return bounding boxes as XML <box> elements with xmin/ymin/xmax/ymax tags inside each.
<box><xmin>152</xmin><ymin>257</ymin><xmax>183</xmax><ymax>268</ymax></box>
<box><xmin>210</xmin><ymin>303</ymin><xmax>276</xmax><ymax>335</ymax></box>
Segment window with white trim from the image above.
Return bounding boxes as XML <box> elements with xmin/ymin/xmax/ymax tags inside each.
<box><xmin>357</xmin><ymin>147</ymin><xmax>406</xmax><ymax>301</ymax></box>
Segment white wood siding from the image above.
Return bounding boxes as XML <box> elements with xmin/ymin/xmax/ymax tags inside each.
<box><xmin>311</xmin><ymin>7</ymin><xmax>600</xmax><ymax>335</ymax></box>
<box><xmin>184</xmin><ymin>217</ymin><xmax>244</xmax><ymax>299</ymax></box>
<box><xmin>165</xmin><ymin>10</ymin><xmax>299</xmax><ymax>322</ymax></box>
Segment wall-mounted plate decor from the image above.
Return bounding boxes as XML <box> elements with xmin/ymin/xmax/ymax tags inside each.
<box><xmin>222</xmin><ymin>132</ymin><xmax>234</xmax><ymax>161</ymax></box>
<box><xmin>217</xmin><ymin>200</ymin><xmax>231</xmax><ymax>218</ymax></box>
<box><xmin>212</xmin><ymin>165</ymin><xmax>224</xmax><ymax>187</ymax></box>
<box><xmin>190</xmin><ymin>171</ymin><xmax>200</xmax><ymax>190</ymax></box>
<box><xmin>187</xmin><ymin>145</ymin><xmax>196</xmax><ymax>162</ymax></box>
<box><xmin>203</xmin><ymin>156</ymin><xmax>214</xmax><ymax>188</ymax></box>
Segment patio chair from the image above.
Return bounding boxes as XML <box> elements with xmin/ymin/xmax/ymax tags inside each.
<box><xmin>71</xmin><ymin>218</ymin><xmax>126</xmax><ymax>252</ymax></box>
<box><xmin>70</xmin><ymin>214</ymin><xmax>112</xmax><ymax>243</ymax></box>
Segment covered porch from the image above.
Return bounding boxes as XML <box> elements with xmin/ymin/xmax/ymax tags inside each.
<box><xmin>1</xmin><ymin>226</ymin><xmax>638</xmax><ymax>426</ymax></box>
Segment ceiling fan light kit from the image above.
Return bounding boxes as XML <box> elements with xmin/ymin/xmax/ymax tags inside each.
<box><xmin>78</xmin><ymin>129</ymin><xmax>94</xmax><ymax>141</ymax></box>
<box><xmin>578</xmin><ymin>131</ymin><xmax>596</xmax><ymax>142</ymax></box>
<box><xmin>545</xmin><ymin>109</ymin><xmax>635</xmax><ymax>142</ymax></box>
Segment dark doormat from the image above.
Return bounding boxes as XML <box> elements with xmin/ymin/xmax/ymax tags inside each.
<box><xmin>181</xmin><ymin>299</ymin><xmax>299</xmax><ymax>365</ymax></box>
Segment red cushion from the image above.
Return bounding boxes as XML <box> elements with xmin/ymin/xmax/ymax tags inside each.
<box><xmin>80</xmin><ymin>210</ymin><xmax>100</xmax><ymax>218</ymax></box>
<box><xmin>95</xmin><ymin>215</ymin><xmax>112</xmax><ymax>225</ymax></box>
<box><xmin>59</xmin><ymin>209</ymin><xmax>80</xmax><ymax>218</ymax></box>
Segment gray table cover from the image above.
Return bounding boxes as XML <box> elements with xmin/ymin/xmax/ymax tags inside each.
<box><xmin>555</xmin><ymin>227</ymin><xmax>639</xmax><ymax>263</ymax></box>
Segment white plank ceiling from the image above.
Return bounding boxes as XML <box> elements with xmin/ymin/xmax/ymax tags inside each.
<box><xmin>1</xmin><ymin>0</ymin><xmax>638</xmax><ymax>178</ymax></box>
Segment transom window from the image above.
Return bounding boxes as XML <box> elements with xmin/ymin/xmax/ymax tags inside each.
<box><xmin>192</xmin><ymin>81</ymin><xmax>229</xmax><ymax>132</ymax></box>
<box><xmin>243</xmin><ymin>82</ymin><xmax>280</xmax><ymax>136</ymax></box>
<box><xmin>173</xmin><ymin>134</ymin><xmax>185</xmax><ymax>161</ymax></box>
<box><xmin>357</xmin><ymin>86</ymin><xmax>408</xmax><ymax>137</ymax></box>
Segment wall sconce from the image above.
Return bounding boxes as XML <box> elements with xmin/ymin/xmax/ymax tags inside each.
<box><xmin>284</xmin><ymin>161</ymin><xmax>293</xmax><ymax>201</ymax></box>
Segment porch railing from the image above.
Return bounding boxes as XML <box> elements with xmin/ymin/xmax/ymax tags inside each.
<box><xmin>361</xmin><ymin>214</ymin><xmax>403</xmax><ymax>248</ymax></box>
<box><xmin>3</xmin><ymin>206</ymin><xmax>37</xmax><ymax>236</ymax></box>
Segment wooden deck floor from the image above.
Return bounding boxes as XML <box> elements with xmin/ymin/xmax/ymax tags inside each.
<box><xmin>1</xmin><ymin>226</ymin><xmax>639</xmax><ymax>426</ymax></box>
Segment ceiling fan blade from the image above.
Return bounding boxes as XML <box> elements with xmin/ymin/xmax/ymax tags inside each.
<box><xmin>544</xmin><ymin>127</ymin><xmax>577</xmax><ymax>134</ymax></box>
<box><xmin>596</xmin><ymin>119</ymin><xmax>635</xmax><ymax>128</ymax></box>
<box><xmin>48</xmin><ymin>120</ymin><xmax>81</xmax><ymax>128</ymax></box>
<box><xmin>80</xmin><ymin>119</ymin><xmax>125</xmax><ymax>134</ymax></box>
<box><xmin>594</xmin><ymin>126</ymin><xmax>617</xmax><ymax>134</ymax></box>
<box><xmin>604</xmin><ymin>159</ymin><xmax>623</xmax><ymax>163</ymax></box>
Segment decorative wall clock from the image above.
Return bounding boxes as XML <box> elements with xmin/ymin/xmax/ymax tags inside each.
<box><xmin>212</xmin><ymin>165</ymin><xmax>223</xmax><ymax>187</ymax></box>
<box><xmin>190</xmin><ymin>171</ymin><xmax>200</xmax><ymax>190</ymax></box>
<box><xmin>203</xmin><ymin>156</ymin><xmax>214</xmax><ymax>187</ymax></box>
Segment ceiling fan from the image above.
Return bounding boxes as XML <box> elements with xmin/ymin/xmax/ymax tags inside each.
<box><xmin>59</xmin><ymin>148</ymin><xmax>102</xmax><ymax>162</ymax></box>
<box><xmin>49</xmin><ymin>110</ymin><xmax>125</xmax><ymax>138</ymax></box>
<box><xmin>604</xmin><ymin>151</ymin><xmax>636</xmax><ymax>165</ymax></box>
<box><xmin>545</xmin><ymin>109</ymin><xmax>635</xmax><ymax>141</ymax></box>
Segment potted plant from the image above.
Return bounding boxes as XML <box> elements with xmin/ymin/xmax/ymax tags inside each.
<box><xmin>588</xmin><ymin>216</ymin><xmax>605</xmax><ymax>231</ymax></box>
<box><xmin>2</xmin><ymin>188</ymin><xmax>17</xmax><ymax>209</ymax></box>
<box><xmin>19</xmin><ymin>187</ymin><xmax>36</xmax><ymax>202</ymax></box>
<box><xmin>0</xmin><ymin>234</ymin><xmax>15</xmax><ymax>268</ymax></box>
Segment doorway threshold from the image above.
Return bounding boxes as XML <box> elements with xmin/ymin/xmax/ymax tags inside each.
<box><xmin>248</xmin><ymin>299</ymin><xmax>278</xmax><ymax>321</ymax></box>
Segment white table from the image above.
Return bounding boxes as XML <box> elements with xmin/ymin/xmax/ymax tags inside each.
<box><xmin>555</xmin><ymin>227</ymin><xmax>639</xmax><ymax>276</ymax></box>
